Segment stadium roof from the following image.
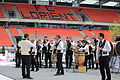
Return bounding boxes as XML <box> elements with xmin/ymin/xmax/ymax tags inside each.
<box><xmin>78</xmin><ymin>0</ymin><xmax>120</xmax><ymax>7</ymax></box>
<box><xmin>1</xmin><ymin>0</ymin><xmax>120</xmax><ymax>7</ymax></box>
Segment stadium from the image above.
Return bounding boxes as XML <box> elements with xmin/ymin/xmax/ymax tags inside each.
<box><xmin>0</xmin><ymin>0</ymin><xmax>120</xmax><ymax>80</ymax></box>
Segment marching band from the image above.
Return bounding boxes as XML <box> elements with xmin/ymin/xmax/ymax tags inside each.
<box><xmin>16</xmin><ymin>33</ymin><xmax>120</xmax><ymax>79</ymax></box>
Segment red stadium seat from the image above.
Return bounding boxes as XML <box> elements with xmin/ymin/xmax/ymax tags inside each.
<box><xmin>82</xmin><ymin>8</ymin><xmax>119</xmax><ymax>23</ymax></box>
<box><xmin>21</xmin><ymin>27</ymin><xmax>82</xmax><ymax>36</ymax></box>
<box><xmin>9</xmin><ymin>27</ymin><xmax>20</xmax><ymax>36</ymax></box>
<box><xmin>4</xmin><ymin>3</ymin><xmax>14</xmax><ymax>11</ymax></box>
<box><xmin>81</xmin><ymin>29</ymin><xmax>94</xmax><ymax>37</ymax></box>
<box><xmin>0</xmin><ymin>27</ymin><xmax>12</xmax><ymax>46</ymax></box>
<box><xmin>0</xmin><ymin>6</ymin><xmax>5</xmax><ymax>18</ymax></box>
<box><xmin>92</xmin><ymin>30</ymin><xmax>112</xmax><ymax>41</ymax></box>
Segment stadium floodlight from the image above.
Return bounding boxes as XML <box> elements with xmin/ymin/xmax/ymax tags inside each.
<box><xmin>80</xmin><ymin>0</ymin><xmax>98</xmax><ymax>4</ymax></box>
<box><xmin>102</xmin><ymin>1</ymin><xmax>118</xmax><ymax>6</ymax></box>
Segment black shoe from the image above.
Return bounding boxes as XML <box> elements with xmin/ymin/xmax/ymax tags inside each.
<box><xmin>106</xmin><ymin>78</ymin><xmax>111</xmax><ymax>80</ymax></box>
<box><xmin>88</xmin><ymin>67</ymin><xmax>91</xmax><ymax>69</ymax></box>
<box><xmin>23</xmin><ymin>75</ymin><xmax>27</xmax><ymax>79</ymax></box>
<box><xmin>54</xmin><ymin>73</ymin><xmax>61</xmax><ymax>76</ymax></box>
<box><xmin>60</xmin><ymin>73</ymin><xmax>64</xmax><ymax>75</ymax></box>
<box><xmin>16</xmin><ymin>66</ymin><xmax>20</xmax><ymax>68</ymax></box>
<box><xmin>30</xmin><ymin>69</ymin><xmax>34</xmax><ymax>71</ymax></box>
<box><xmin>35</xmin><ymin>69</ymin><xmax>39</xmax><ymax>72</ymax></box>
<box><xmin>49</xmin><ymin>65</ymin><xmax>52</xmax><ymax>68</ymax></box>
<box><xmin>94</xmin><ymin>68</ymin><xmax>98</xmax><ymax>70</ymax></box>
<box><xmin>27</xmin><ymin>76</ymin><xmax>33</xmax><ymax>79</ymax></box>
<box><xmin>44</xmin><ymin>66</ymin><xmax>48</xmax><ymax>68</ymax></box>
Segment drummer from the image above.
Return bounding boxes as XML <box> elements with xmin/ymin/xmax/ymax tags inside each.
<box><xmin>78</xmin><ymin>40</ymin><xmax>91</xmax><ymax>70</ymax></box>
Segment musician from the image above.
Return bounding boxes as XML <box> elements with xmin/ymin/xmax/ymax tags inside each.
<box><xmin>42</xmin><ymin>36</ymin><xmax>48</xmax><ymax>60</ymax></box>
<box><xmin>88</xmin><ymin>41</ymin><xmax>95</xmax><ymax>69</ymax></box>
<box><xmin>30</xmin><ymin>41</ymin><xmax>39</xmax><ymax>72</ymax></box>
<box><xmin>96</xmin><ymin>33</ymin><xmax>111</xmax><ymax>80</ymax></box>
<box><xmin>15</xmin><ymin>44</ymin><xmax>21</xmax><ymax>68</ymax></box>
<box><xmin>76</xmin><ymin>40</ymin><xmax>82</xmax><ymax>48</ymax></box>
<box><xmin>54</xmin><ymin>35</ymin><xmax>64</xmax><ymax>76</ymax></box>
<box><xmin>18</xmin><ymin>34</ymin><xmax>36</xmax><ymax>79</ymax></box>
<box><xmin>65</xmin><ymin>36</ymin><xmax>74</xmax><ymax>68</ymax></box>
<box><xmin>93</xmin><ymin>37</ymin><xmax>99</xmax><ymax>69</ymax></box>
<box><xmin>78</xmin><ymin>40</ymin><xmax>91</xmax><ymax>70</ymax></box>
<box><xmin>46</xmin><ymin>39</ymin><xmax>54</xmax><ymax>68</ymax></box>
<box><xmin>36</xmin><ymin>39</ymin><xmax>43</xmax><ymax>68</ymax></box>
<box><xmin>42</xmin><ymin>36</ymin><xmax>48</xmax><ymax>68</ymax></box>
<box><xmin>112</xmin><ymin>37</ymin><xmax>120</xmax><ymax>73</ymax></box>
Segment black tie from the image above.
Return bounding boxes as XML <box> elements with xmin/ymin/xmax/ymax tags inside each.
<box><xmin>99</xmin><ymin>41</ymin><xmax>103</xmax><ymax>56</ymax></box>
<box><xmin>99</xmin><ymin>41</ymin><xmax>102</xmax><ymax>47</ymax></box>
<box><xmin>48</xmin><ymin>43</ymin><xmax>51</xmax><ymax>51</ymax></box>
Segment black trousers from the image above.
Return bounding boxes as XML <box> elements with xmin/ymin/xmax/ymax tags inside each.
<box><xmin>21</xmin><ymin>55</ymin><xmax>31</xmax><ymax>77</ymax></box>
<box><xmin>84</xmin><ymin>54</ymin><xmax>94</xmax><ymax>71</ymax></box>
<box><xmin>65</xmin><ymin>49</ymin><xmax>73</xmax><ymax>68</ymax></box>
<box><xmin>45</xmin><ymin>52</ymin><xmax>52</xmax><ymax>68</ymax></box>
<box><xmin>84</xmin><ymin>54</ymin><xmax>91</xmax><ymax>68</ymax></box>
<box><xmin>94</xmin><ymin>51</ymin><xmax>99</xmax><ymax>69</ymax></box>
<box><xmin>15</xmin><ymin>53</ymin><xmax>21</xmax><ymax>67</ymax></box>
<box><xmin>56</xmin><ymin>53</ymin><xmax>64</xmax><ymax>74</ymax></box>
<box><xmin>31</xmin><ymin>55</ymin><xmax>39</xmax><ymax>71</ymax></box>
<box><xmin>99</xmin><ymin>56</ymin><xmax>111</xmax><ymax>80</ymax></box>
<box><xmin>36</xmin><ymin>52</ymin><xmax>42</xmax><ymax>68</ymax></box>
<box><xmin>42</xmin><ymin>47</ymin><xmax>47</xmax><ymax>60</ymax></box>
<box><xmin>89</xmin><ymin>54</ymin><xmax>94</xmax><ymax>69</ymax></box>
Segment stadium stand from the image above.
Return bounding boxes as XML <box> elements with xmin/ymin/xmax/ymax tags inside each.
<box><xmin>82</xmin><ymin>8</ymin><xmax>119</xmax><ymax>23</ymax></box>
<box><xmin>8</xmin><ymin>27</ymin><xmax>20</xmax><ymax>36</ymax></box>
<box><xmin>0</xmin><ymin>5</ymin><xmax>5</xmax><ymax>18</ymax></box>
<box><xmin>0</xmin><ymin>3</ymin><xmax>120</xmax><ymax>23</ymax></box>
<box><xmin>0</xmin><ymin>27</ymin><xmax>12</xmax><ymax>46</ymax></box>
<box><xmin>0</xmin><ymin>26</ymin><xmax>112</xmax><ymax>46</ymax></box>
<box><xmin>16</xmin><ymin>4</ymin><xmax>35</xmax><ymax>19</ymax></box>
<box><xmin>92</xmin><ymin>30</ymin><xmax>112</xmax><ymax>41</ymax></box>
<box><xmin>4</xmin><ymin>3</ymin><xmax>14</xmax><ymax>11</ymax></box>
<box><xmin>15</xmin><ymin>4</ymin><xmax>79</xmax><ymax>21</ymax></box>
<box><xmin>21</xmin><ymin>27</ymin><xmax>82</xmax><ymax>35</ymax></box>
<box><xmin>80</xmin><ymin>29</ymin><xmax>94</xmax><ymax>37</ymax></box>
<box><xmin>0</xmin><ymin>3</ymin><xmax>117</xmax><ymax>46</ymax></box>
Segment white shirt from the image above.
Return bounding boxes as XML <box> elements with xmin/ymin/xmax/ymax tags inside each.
<box><xmin>42</xmin><ymin>40</ymin><xmax>48</xmax><ymax>47</ymax></box>
<box><xmin>96</xmin><ymin>39</ymin><xmax>111</xmax><ymax>60</ymax></box>
<box><xmin>56</xmin><ymin>40</ymin><xmax>64</xmax><ymax>53</ymax></box>
<box><xmin>46</xmin><ymin>42</ymin><xmax>55</xmax><ymax>50</ymax></box>
<box><xmin>64</xmin><ymin>40</ymin><xmax>75</xmax><ymax>49</ymax></box>
<box><xmin>18</xmin><ymin>39</ymin><xmax>36</xmax><ymax>55</ymax></box>
<box><xmin>18</xmin><ymin>40</ymin><xmax>36</xmax><ymax>48</ymax></box>
<box><xmin>79</xmin><ymin>44</ymin><xmax>89</xmax><ymax>54</ymax></box>
<box><xmin>38</xmin><ymin>43</ymin><xmax>43</xmax><ymax>50</ymax></box>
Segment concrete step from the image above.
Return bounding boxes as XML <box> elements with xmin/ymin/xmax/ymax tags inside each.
<box><xmin>16</xmin><ymin>28</ymin><xmax>24</xmax><ymax>39</ymax></box>
<box><xmin>78</xmin><ymin>30</ymin><xmax>86</xmax><ymax>37</ymax></box>
<box><xmin>5</xmin><ymin>28</ymin><xmax>15</xmax><ymax>45</ymax></box>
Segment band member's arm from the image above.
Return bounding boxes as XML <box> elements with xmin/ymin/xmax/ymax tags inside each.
<box><xmin>40</xmin><ymin>44</ymin><xmax>43</xmax><ymax>49</ymax></box>
<box><xmin>79</xmin><ymin>45</ymin><xmax>89</xmax><ymax>51</ymax></box>
<box><xmin>102</xmin><ymin>41</ymin><xmax>111</xmax><ymax>53</ymax></box>
<box><xmin>96</xmin><ymin>43</ymin><xmax>100</xmax><ymax>62</ymax></box>
<box><xmin>91</xmin><ymin>44</ymin><xmax>95</xmax><ymax>51</ymax></box>
<box><xmin>63</xmin><ymin>41</ymin><xmax>67</xmax><ymax>50</ymax></box>
<box><xmin>71</xmin><ymin>41</ymin><xmax>75</xmax><ymax>47</ymax></box>
<box><xmin>27</xmin><ymin>40</ymin><xmax>36</xmax><ymax>48</ymax></box>
<box><xmin>18</xmin><ymin>41</ymin><xmax>22</xmax><ymax>47</ymax></box>
<box><xmin>57</xmin><ymin>41</ymin><xmax>64</xmax><ymax>51</ymax></box>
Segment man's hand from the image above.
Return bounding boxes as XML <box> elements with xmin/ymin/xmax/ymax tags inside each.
<box><xmin>99</xmin><ymin>48</ymin><xmax>103</xmax><ymax>51</ymax></box>
<box><xmin>33</xmin><ymin>55</ymin><xmax>36</xmax><ymax>59</ymax></box>
<box><xmin>96</xmin><ymin>60</ymin><xmax>99</xmax><ymax>63</ymax></box>
<box><xmin>54</xmin><ymin>47</ymin><xmax>57</xmax><ymax>49</ymax></box>
<box><xmin>31</xmin><ymin>40</ymin><xmax>34</xmax><ymax>43</ymax></box>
